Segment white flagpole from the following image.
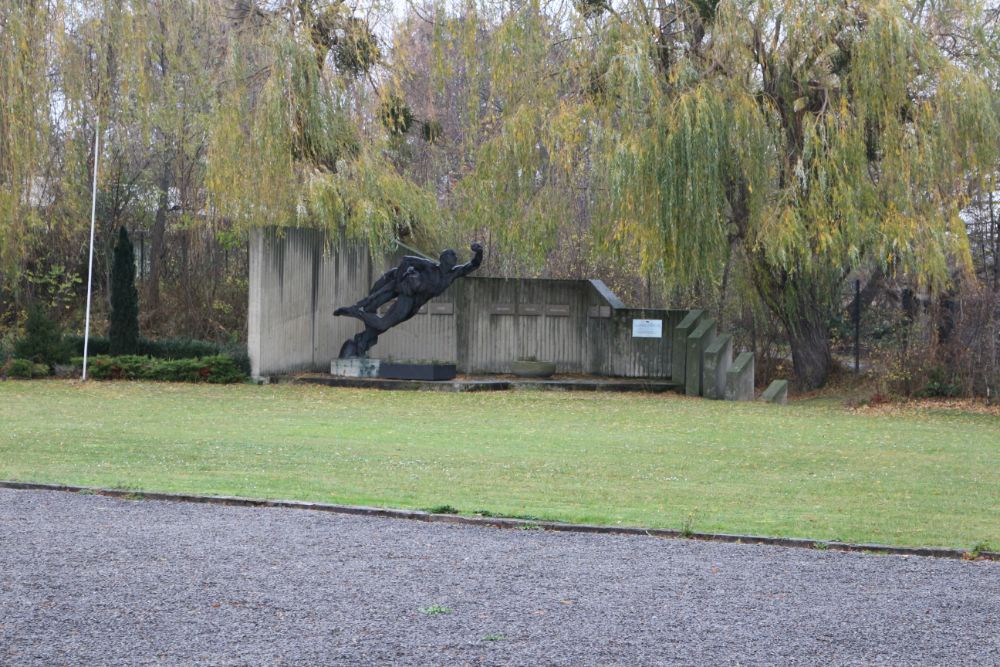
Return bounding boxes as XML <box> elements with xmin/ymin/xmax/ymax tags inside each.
<box><xmin>82</xmin><ymin>115</ymin><xmax>100</xmax><ymax>381</ymax></box>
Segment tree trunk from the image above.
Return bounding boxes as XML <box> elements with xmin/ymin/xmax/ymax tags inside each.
<box><xmin>786</xmin><ymin>313</ymin><xmax>833</xmax><ymax>390</ymax></box>
<box><xmin>751</xmin><ymin>255</ymin><xmax>837</xmax><ymax>390</ymax></box>
<box><xmin>147</xmin><ymin>162</ymin><xmax>170</xmax><ymax>317</ymax></box>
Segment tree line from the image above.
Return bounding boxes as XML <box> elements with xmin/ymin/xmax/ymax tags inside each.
<box><xmin>2</xmin><ymin>0</ymin><xmax>999</xmax><ymax>393</ymax></box>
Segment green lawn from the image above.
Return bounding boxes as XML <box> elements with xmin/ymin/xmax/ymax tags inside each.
<box><xmin>1</xmin><ymin>380</ymin><xmax>997</xmax><ymax>549</ymax></box>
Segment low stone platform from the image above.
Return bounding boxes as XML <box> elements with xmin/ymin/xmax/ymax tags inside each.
<box><xmin>294</xmin><ymin>373</ymin><xmax>684</xmax><ymax>393</ymax></box>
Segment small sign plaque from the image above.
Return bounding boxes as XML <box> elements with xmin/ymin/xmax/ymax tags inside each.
<box><xmin>519</xmin><ymin>303</ymin><xmax>543</xmax><ymax>316</ymax></box>
<box><xmin>429</xmin><ymin>302</ymin><xmax>454</xmax><ymax>315</ymax></box>
<box><xmin>491</xmin><ymin>303</ymin><xmax>516</xmax><ymax>315</ymax></box>
<box><xmin>632</xmin><ymin>319</ymin><xmax>663</xmax><ymax>338</ymax></box>
<box><xmin>546</xmin><ymin>304</ymin><xmax>571</xmax><ymax>317</ymax></box>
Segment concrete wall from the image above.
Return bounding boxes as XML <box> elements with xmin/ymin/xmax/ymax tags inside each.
<box><xmin>249</xmin><ymin>228</ymin><xmax>374</xmax><ymax>377</ymax></box>
<box><xmin>249</xmin><ymin>227</ymin><xmax>685</xmax><ymax>379</ymax></box>
<box><xmin>456</xmin><ymin>277</ymin><xmax>596</xmax><ymax>374</ymax></box>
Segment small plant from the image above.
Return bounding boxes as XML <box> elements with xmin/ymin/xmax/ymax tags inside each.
<box><xmin>813</xmin><ymin>541</ymin><xmax>829</xmax><ymax>551</ymax></box>
<box><xmin>419</xmin><ymin>604</ymin><xmax>452</xmax><ymax>616</ymax></box>
<box><xmin>919</xmin><ymin>367</ymin><xmax>961</xmax><ymax>398</ymax></box>
<box><xmin>967</xmin><ymin>541</ymin><xmax>996</xmax><ymax>560</ymax></box>
<box><xmin>424</xmin><ymin>504</ymin><xmax>459</xmax><ymax>514</ymax></box>
<box><xmin>482</xmin><ymin>634</ymin><xmax>507</xmax><ymax>642</ymax></box>
<box><xmin>517</xmin><ymin>522</ymin><xmax>543</xmax><ymax>531</ymax></box>
<box><xmin>680</xmin><ymin>512</ymin><xmax>697</xmax><ymax>538</ymax></box>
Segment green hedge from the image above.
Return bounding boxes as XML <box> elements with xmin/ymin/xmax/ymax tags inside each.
<box><xmin>81</xmin><ymin>355</ymin><xmax>247</xmax><ymax>384</ymax></box>
<box><xmin>1</xmin><ymin>358</ymin><xmax>51</xmax><ymax>379</ymax></box>
<box><xmin>66</xmin><ymin>335</ymin><xmax>250</xmax><ymax>373</ymax></box>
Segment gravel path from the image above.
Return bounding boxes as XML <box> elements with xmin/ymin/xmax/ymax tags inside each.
<box><xmin>1</xmin><ymin>488</ymin><xmax>997</xmax><ymax>666</ymax></box>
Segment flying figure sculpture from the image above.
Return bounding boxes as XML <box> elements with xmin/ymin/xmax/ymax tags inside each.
<box><xmin>334</xmin><ymin>243</ymin><xmax>483</xmax><ymax>358</ymax></box>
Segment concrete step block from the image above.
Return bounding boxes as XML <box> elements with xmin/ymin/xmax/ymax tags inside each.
<box><xmin>685</xmin><ymin>317</ymin><xmax>716</xmax><ymax>397</ymax></box>
<box><xmin>671</xmin><ymin>309</ymin><xmax>703</xmax><ymax>385</ymax></box>
<box><xmin>702</xmin><ymin>332</ymin><xmax>733</xmax><ymax>400</ymax></box>
<box><xmin>760</xmin><ymin>379</ymin><xmax>789</xmax><ymax>405</ymax></box>
<box><xmin>725</xmin><ymin>352</ymin><xmax>755</xmax><ymax>401</ymax></box>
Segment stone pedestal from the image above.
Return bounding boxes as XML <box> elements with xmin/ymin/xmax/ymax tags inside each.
<box><xmin>331</xmin><ymin>358</ymin><xmax>381</xmax><ymax>378</ymax></box>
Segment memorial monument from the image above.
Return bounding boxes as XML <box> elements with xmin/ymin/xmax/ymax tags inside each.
<box><xmin>331</xmin><ymin>243</ymin><xmax>482</xmax><ymax>377</ymax></box>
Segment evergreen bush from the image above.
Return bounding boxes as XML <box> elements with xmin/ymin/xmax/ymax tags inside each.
<box><xmin>13</xmin><ymin>305</ymin><xmax>69</xmax><ymax>368</ymax></box>
<box><xmin>65</xmin><ymin>335</ymin><xmax>250</xmax><ymax>374</ymax></box>
<box><xmin>83</xmin><ymin>355</ymin><xmax>246</xmax><ymax>384</ymax></box>
<box><xmin>2</xmin><ymin>358</ymin><xmax>50</xmax><ymax>379</ymax></box>
<box><xmin>108</xmin><ymin>227</ymin><xmax>140</xmax><ymax>355</ymax></box>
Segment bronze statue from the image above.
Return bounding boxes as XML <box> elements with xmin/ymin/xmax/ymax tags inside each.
<box><xmin>334</xmin><ymin>243</ymin><xmax>483</xmax><ymax>358</ymax></box>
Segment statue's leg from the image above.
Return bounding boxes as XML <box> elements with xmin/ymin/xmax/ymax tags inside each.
<box><xmin>336</xmin><ymin>283</ymin><xmax>396</xmax><ymax>316</ymax></box>
<box><xmin>358</xmin><ymin>287</ymin><xmax>396</xmax><ymax>312</ymax></box>
<box><xmin>354</xmin><ymin>328</ymin><xmax>379</xmax><ymax>357</ymax></box>
<box><xmin>334</xmin><ymin>304</ymin><xmax>370</xmax><ymax>318</ymax></box>
<box><xmin>351</xmin><ymin>309</ymin><xmax>391</xmax><ymax>332</ymax></box>
<box><xmin>338</xmin><ymin>338</ymin><xmax>358</xmax><ymax>359</ymax></box>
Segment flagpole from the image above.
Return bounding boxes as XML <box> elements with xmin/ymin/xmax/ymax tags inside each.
<box><xmin>82</xmin><ymin>114</ymin><xmax>100</xmax><ymax>381</ymax></box>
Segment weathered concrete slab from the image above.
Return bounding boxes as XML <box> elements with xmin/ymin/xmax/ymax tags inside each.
<box><xmin>702</xmin><ymin>333</ymin><xmax>733</xmax><ymax>400</ymax></box>
<box><xmin>725</xmin><ymin>352</ymin><xmax>755</xmax><ymax>401</ymax></box>
<box><xmin>760</xmin><ymin>379</ymin><xmax>789</xmax><ymax>405</ymax></box>
<box><xmin>685</xmin><ymin>318</ymin><xmax>716</xmax><ymax>397</ymax></box>
<box><xmin>331</xmin><ymin>358</ymin><xmax>381</xmax><ymax>378</ymax></box>
<box><xmin>296</xmin><ymin>374</ymin><xmax>683</xmax><ymax>393</ymax></box>
<box><xmin>671</xmin><ymin>309</ymin><xmax>702</xmax><ymax>385</ymax></box>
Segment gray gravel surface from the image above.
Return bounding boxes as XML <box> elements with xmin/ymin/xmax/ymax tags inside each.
<box><xmin>1</xmin><ymin>488</ymin><xmax>998</xmax><ymax>666</ymax></box>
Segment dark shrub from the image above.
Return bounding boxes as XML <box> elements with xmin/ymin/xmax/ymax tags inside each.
<box><xmin>2</xmin><ymin>358</ymin><xmax>48</xmax><ymax>379</ymax></box>
<box><xmin>65</xmin><ymin>336</ymin><xmax>249</xmax><ymax>373</ymax></box>
<box><xmin>86</xmin><ymin>355</ymin><xmax>246</xmax><ymax>384</ymax></box>
<box><xmin>14</xmin><ymin>305</ymin><xmax>70</xmax><ymax>368</ymax></box>
<box><xmin>108</xmin><ymin>227</ymin><xmax>140</xmax><ymax>355</ymax></box>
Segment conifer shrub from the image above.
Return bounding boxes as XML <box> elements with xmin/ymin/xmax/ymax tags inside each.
<box><xmin>1</xmin><ymin>358</ymin><xmax>50</xmax><ymax>379</ymax></box>
<box><xmin>13</xmin><ymin>305</ymin><xmax>69</xmax><ymax>369</ymax></box>
<box><xmin>108</xmin><ymin>227</ymin><xmax>140</xmax><ymax>355</ymax></box>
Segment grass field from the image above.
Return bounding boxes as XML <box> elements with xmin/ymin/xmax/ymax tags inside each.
<box><xmin>1</xmin><ymin>380</ymin><xmax>997</xmax><ymax>549</ymax></box>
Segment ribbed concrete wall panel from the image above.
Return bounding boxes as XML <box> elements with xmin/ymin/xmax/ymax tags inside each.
<box><xmin>601</xmin><ymin>308</ymin><xmax>675</xmax><ymax>378</ymax></box>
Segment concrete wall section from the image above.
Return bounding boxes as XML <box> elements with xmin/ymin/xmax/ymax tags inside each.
<box><xmin>455</xmin><ymin>278</ymin><xmax>592</xmax><ymax>374</ymax></box>
<box><xmin>595</xmin><ymin>308</ymin><xmax>677</xmax><ymax>378</ymax></box>
<box><xmin>249</xmin><ymin>228</ymin><xmax>376</xmax><ymax>377</ymax></box>
<box><xmin>375</xmin><ymin>292</ymin><xmax>458</xmax><ymax>364</ymax></box>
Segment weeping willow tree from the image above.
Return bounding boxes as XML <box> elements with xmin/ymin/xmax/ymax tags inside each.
<box><xmin>0</xmin><ymin>1</ymin><xmax>51</xmax><ymax>279</ymax></box>
<box><xmin>439</xmin><ymin>0</ymin><xmax>999</xmax><ymax>388</ymax></box>
<box><xmin>206</xmin><ymin>0</ymin><xmax>440</xmax><ymax>256</ymax></box>
<box><xmin>0</xmin><ymin>0</ymin><xmax>158</xmax><ymax>295</ymax></box>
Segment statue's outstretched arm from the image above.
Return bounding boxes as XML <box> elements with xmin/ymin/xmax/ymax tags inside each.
<box><xmin>451</xmin><ymin>243</ymin><xmax>483</xmax><ymax>278</ymax></box>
